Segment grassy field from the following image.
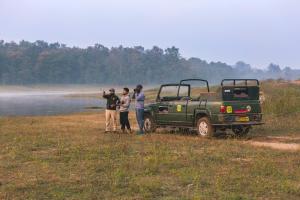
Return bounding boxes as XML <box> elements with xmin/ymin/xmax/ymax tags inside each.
<box><xmin>1</xmin><ymin>81</ymin><xmax>300</xmax><ymax>199</ymax></box>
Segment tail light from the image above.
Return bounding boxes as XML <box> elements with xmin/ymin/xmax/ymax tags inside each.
<box><xmin>220</xmin><ymin>105</ymin><xmax>226</xmax><ymax>113</ymax></box>
<box><xmin>220</xmin><ymin>105</ymin><xmax>233</xmax><ymax>113</ymax></box>
<box><xmin>226</xmin><ymin>106</ymin><xmax>233</xmax><ymax>113</ymax></box>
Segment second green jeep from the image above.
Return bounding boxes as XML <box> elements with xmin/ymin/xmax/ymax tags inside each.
<box><xmin>144</xmin><ymin>79</ymin><xmax>264</xmax><ymax>136</ymax></box>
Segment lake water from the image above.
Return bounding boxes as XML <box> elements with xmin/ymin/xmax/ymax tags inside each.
<box><xmin>0</xmin><ymin>91</ymin><xmax>105</xmax><ymax>116</ymax></box>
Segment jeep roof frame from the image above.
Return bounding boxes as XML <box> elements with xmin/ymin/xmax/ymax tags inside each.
<box><xmin>156</xmin><ymin>83</ymin><xmax>190</xmax><ymax>101</ymax></box>
<box><xmin>221</xmin><ymin>79</ymin><xmax>259</xmax><ymax>87</ymax></box>
<box><xmin>179</xmin><ymin>79</ymin><xmax>210</xmax><ymax>94</ymax></box>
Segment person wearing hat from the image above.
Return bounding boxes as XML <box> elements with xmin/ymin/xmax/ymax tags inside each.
<box><xmin>132</xmin><ymin>84</ymin><xmax>145</xmax><ymax>134</ymax></box>
<box><xmin>103</xmin><ymin>88</ymin><xmax>120</xmax><ymax>132</ymax></box>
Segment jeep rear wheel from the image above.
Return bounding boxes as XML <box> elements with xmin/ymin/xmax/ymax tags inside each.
<box><xmin>144</xmin><ymin>115</ymin><xmax>156</xmax><ymax>133</ymax></box>
<box><xmin>196</xmin><ymin>117</ymin><xmax>215</xmax><ymax>137</ymax></box>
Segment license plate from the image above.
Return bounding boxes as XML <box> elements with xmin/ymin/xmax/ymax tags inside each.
<box><xmin>236</xmin><ymin>116</ymin><xmax>249</xmax><ymax>122</ymax></box>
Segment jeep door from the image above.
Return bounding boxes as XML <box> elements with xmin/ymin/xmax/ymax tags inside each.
<box><xmin>167</xmin><ymin>85</ymin><xmax>190</xmax><ymax>125</ymax></box>
<box><xmin>179</xmin><ymin>79</ymin><xmax>210</xmax><ymax>124</ymax></box>
<box><xmin>155</xmin><ymin>84</ymin><xmax>189</xmax><ymax>125</ymax></box>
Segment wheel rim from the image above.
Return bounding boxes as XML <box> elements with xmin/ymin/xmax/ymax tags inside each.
<box><xmin>144</xmin><ymin>118</ymin><xmax>151</xmax><ymax>131</ymax></box>
<box><xmin>198</xmin><ymin>121</ymin><xmax>208</xmax><ymax>136</ymax></box>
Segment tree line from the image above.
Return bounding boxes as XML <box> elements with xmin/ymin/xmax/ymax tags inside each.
<box><xmin>0</xmin><ymin>40</ymin><xmax>299</xmax><ymax>85</ymax></box>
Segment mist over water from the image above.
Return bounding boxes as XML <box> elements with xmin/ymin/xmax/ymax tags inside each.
<box><xmin>0</xmin><ymin>88</ymin><xmax>106</xmax><ymax>116</ymax></box>
<box><xmin>0</xmin><ymin>85</ymin><xmax>159</xmax><ymax>116</ymax></box>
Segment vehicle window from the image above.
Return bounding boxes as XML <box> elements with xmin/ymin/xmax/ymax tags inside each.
<box><xmin>233</xmin><ymin>87</ymin><xmax>249</xmax><ymax>98</ymax></box>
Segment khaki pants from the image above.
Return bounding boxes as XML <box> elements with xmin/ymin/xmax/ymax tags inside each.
<box><xmin>105</xmin><ymin>109</ymin><xmax>117</xmax><ymax>131</ymax></box>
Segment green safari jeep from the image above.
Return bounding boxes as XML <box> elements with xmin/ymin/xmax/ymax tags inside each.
<box><xmin>143</xmin><ymin>79</ymin><xmax>264</xmax><ymax>136</ymax></box>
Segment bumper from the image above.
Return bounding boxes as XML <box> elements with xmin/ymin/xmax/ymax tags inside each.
<box><xmin>212</xmin><ymin>113</ymin><xmax>264</xmax><ymax>126</ymax></box>
<box><xmin>212</xmin><ymin>122</ymin><xmax>264</xmax><ymax>126</ymax></box>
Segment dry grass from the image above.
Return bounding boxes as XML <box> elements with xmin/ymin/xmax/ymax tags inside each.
<box><xmin>1</xmin><ymin>111</ymin><xmax>300</xmax><ymax>199</ymax></box>
<box><xmin>1</xmin><ymin>80</ymin><xmax>300</xmax><ymax>199</ymax></box>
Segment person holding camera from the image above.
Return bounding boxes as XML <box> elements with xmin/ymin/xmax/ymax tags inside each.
<box><xmin>132</xmin><ymin>84</ymin><xmax>145</xmax><ymax>135</ymax></box>
<box><xmin>119</xmin><ymin>87</ymin><xmax>131</xmax><ymax>133</ymax></box>
<box><xmin>103</xmin><ymin>88</ymin><xmax>120</xmax><ymax>132</ymax></box>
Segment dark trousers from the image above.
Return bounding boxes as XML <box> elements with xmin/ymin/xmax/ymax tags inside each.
<box><xmin>120</xmin><ymin>111</ymin><xmax>131</xmax><ymax>130</ymax></box>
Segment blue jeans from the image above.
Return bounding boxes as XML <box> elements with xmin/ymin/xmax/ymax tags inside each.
<box><xmin>135</xmin><ymin>108</ymin><xmax>144</xmax><ymax>134</ymax></box>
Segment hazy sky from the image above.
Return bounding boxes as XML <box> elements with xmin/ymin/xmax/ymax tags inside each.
<box><xmin>1</xmin><ymin>0</ymin><xmax>300</xmax><ymax>69</ymax></box>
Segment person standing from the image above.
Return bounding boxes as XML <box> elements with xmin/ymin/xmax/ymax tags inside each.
<box><xmin>119</xmin><ymin>87</ymin><xmax>131</xmax><ymax>133</ymax></box>
<box><xmin>103</xmin><ymin>88</ymin><xmax>120</xmax><ymax>132</ymax></box>
<box><xmin>132</xmin><ymin>84</ymin><xmax>145</xmax><ymax>135</ymax></box>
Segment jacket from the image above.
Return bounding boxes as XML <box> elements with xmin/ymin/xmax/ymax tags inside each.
<box><xmin>119</xmin><ymin>94</ymin><xmax>131</xmax><ymax>112</ymax></box>
<box><xmin>103</xmin><ymin>93</ymin><xmax>120</xmax><ymax>110</ymax></box>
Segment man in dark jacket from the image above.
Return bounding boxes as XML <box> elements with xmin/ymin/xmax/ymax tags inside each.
<box><xmin>103</xmin><ymin>88</ymin><xmax>120</xmax><ymax>132</ymax></box>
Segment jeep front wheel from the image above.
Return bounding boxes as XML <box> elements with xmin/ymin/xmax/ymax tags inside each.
<box><xmin>144</xmin><ymin>115</ymin><xmax>156</xmax><ymax>133</ymax></box>
<box><xmin>196</xmin><ymin>117</ymin><xmax>214</xmax><ymax>137</ymax></box>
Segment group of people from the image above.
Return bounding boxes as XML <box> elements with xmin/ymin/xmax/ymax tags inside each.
<box><xmin>102</xmin><ymin>84</ymin><xmax>145</xmax><ymax>134</ymax></box>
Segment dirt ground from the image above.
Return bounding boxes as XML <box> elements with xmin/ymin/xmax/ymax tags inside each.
<box><xmin>293</xmin><ymin>80</ymin><xmax>300</xmax><ymax>85</ymax></box>
<box><xmin>246</xmin><ymin>136</ymin><xmax>300</xmax><ymax>151</ymax></box>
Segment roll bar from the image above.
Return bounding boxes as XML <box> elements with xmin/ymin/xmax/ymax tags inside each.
<box><xmin>179</xmin><ymin>79</ymin><xmax>210</xmax><ymax>93</ymax></box>
<box><xmin>156</xmin><ymin>83</ymin><xmax>190</xmax><ymax>101</ymax></box>
<box><xmin>221</xmin><ymin>79</ymin><xmax>259</xmax><ymax>86</ymax></box>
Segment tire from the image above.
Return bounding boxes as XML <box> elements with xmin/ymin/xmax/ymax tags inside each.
<box><xmin>232</xmin><ymin>125</ymin><xmax>251</xmax><ymax>136</ymax></box>
<box><xmin>144</xmin><ymin>114</ymin><xmax>156</xmax><ymax>133</ymax></box>
<box><xmin>196</xmin><ymin>117</ymin><xmax>215</xmax><ymax>137</ymax></box>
